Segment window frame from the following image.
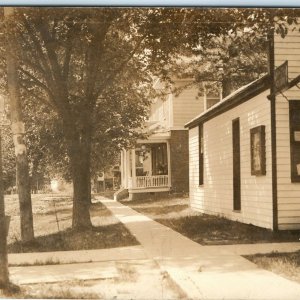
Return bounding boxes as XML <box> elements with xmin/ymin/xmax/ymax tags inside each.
<box><xmin>250</xmin><ymin>125</ymin><xmax>266</xmax><ymax>176</ymax></box>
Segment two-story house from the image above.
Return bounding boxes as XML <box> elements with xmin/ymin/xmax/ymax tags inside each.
<box><xmin>115</xmin><ymin>79</ymin><xmax>220</xmax><ymax>200</ymax></box>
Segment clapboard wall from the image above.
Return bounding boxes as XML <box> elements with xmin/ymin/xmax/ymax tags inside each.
<box><xmin>275</xmin><ymin>30</ymin><xmax>300</xmax><ymax>229</ymax></box>
<box><xmin>189</xmin><ymin>90</ymin><xmax>274</xmax><ymax>229</ymax></box>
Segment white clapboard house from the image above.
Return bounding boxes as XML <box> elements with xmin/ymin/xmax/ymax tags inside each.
<box><xmin>185</xmin><ymin>31</ymin><xmax>300</xmax><ymax>230</ymax></box>
<box><xmin>115</xmin><ymin>79</ymin><xmax>220</xmax><ymax>201</ymax></box>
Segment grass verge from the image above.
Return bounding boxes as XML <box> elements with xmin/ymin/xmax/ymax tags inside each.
<box><xmin>7</xmin><ymin>195</ymin><xmax>138</xmax><ymax>253</ymax></box>
<box><xmin>8</xmin><ymin>223</ymin><xmax>138</xmax><ymax>253</ymax></box>
<box><xmin>245</xmin><ymin>251</ymin><xmax>300</xmax><ymax>284</ymax></box>
<box><xmin>121</xmin><ymin>197</ymin><xmax>300</xmax><ymax>245</ymax></box>
<box><xmin>2</xmin><ymin>284</ymin><xmax>101</xmax><ymax>299</ymax></box>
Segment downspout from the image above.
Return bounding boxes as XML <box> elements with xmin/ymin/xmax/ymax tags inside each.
<box><xmin>269</xmin><ymin>28</ymin><xmax>278</xmax><ymax>231</ymax></box>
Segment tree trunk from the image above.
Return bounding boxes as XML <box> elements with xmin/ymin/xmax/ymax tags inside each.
<box><xmin>0</xmin><ymin>129</ymin><xmax>9</xmax><ymax>288</ymax></box>
<box><xmin>64</xmin><ymin>120</ymin><xmax>92</xmax><ymax>230</ymax></box>
<box><xmin>222</xmin><ymin>77</ymin><xmax>232</xmax><ymax>98</ymax></box>
<box><xmin>71</xmin><ymin>145</ymin><xmax>92</xmax><ymax>229</ymax></box>
<box><xmin>5</xmin><ymin>7</ymin><xmax>34</xmax><ymax>243</ymax></box>
<box><xmin>15</xmin><ymin>148</ymin><xmax>34</xmax><ymax>240</ymax></box>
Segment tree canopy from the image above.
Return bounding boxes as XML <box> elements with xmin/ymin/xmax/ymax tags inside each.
<box><xmin>1</xmin><ymin>7</ymin><xmax>300</xmax><ymax>228</ymax></box>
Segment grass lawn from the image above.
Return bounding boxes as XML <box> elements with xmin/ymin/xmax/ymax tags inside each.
<box><xmin>5</xmin><ymin>193</ymin><xmax>138</xmax><ymax>253</ymax></box>
<box><xmin>120</xmin><ymin>196</ymin><xmax>300</xmax><ymax>245</ymax></box>
<box><xmin>246</xmin><ymin>251</ymin><xmax>300</xmax><ymax>284</ymax></box>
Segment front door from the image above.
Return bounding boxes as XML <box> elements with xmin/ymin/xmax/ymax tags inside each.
<box><xmin>232</xmin><ymin>118</ymin><xmax>241</xmax><ymax>211</ymax></box>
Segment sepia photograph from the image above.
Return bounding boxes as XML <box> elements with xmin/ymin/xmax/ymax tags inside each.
<box><xmin>0</xmin><ymin>4</ymin><xmax>300</xmax><ymax>299</ymax></box>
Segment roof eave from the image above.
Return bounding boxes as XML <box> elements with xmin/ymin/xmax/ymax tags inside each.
<box><xmin>185</xmin><ymin>75</ymin><xmax>270</xmax><ymax>129</ymax></box>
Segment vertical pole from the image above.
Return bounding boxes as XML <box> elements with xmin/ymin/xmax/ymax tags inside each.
<box><xmin>167</xmin><ymin>141</ymin><xmax>171</xmax><ymax>188</ymax></box>
<box><xmin>4</xmin><ymin>7</ymin><xmax>34</xmax><ymax>242</ymax></box>
<box><xmin>120</xmin><ymin>150</ymin><xmax>124</xmax><ymax>187</ymax></box>
<box><xmin>269</xmin><ymin>26</ymin><xmax>278</xmax><ymax>231</ymax></box>
<box><xmin>203</xmin><ymin>82</ymin><xmax>207</xmax><ymax>111</ymax></box>
<box><xmin>0</xmin><ymin>127</ymin><xmax>9</xmax><ymax>288</ymax></box>
<box><xmin>131</xmin><ymin>149</ymin><xmax>136</xmax><ymax>188</ymax></box>
<box><xmin>126</xmin><ymin>150</ymin><xmax>131</xmax><ymax>188</ymax></box>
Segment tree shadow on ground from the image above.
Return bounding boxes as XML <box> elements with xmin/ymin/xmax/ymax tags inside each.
<box><xmin>93</xmin><ymin>191</ymin><xmax>115</xmax><ymax>200</ymax></box>
<box><xmin>156</xmin><ymin>215</ymin><xmax>300</xmax><ymax>245</ymax></box>
<box><xmin>120</xmin><ymin>194</ymin><xmax>185</xmax><ymax>206</ymax></box>
<box><xmin>133</xmin><ymin>204</ymin><xmax>189</xmax><ymax>216</ymax></box>
<box><xmin>8</xmin><ymin>223</ymin><xmax>139</xmax><ymax>253</ymax></box>
<box><xmin>35</xmin><ymin>208</ymin><xmax>72</xmax><ymax>216</ymax></box>
<box><xmin>90</xmin><ymin>202</ymin><xmax>113</xmax><ymax>218</ymax></box>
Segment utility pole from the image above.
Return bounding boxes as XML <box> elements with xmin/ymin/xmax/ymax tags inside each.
<box><xmin>0</xmin><ymin>99</ymin><xmax>9</xmax><ymax>288</ymax></box>
<box><xmin>4</xmin><ymin>7</ymin><xmax>34</xmax><ymax>242</ymax></box>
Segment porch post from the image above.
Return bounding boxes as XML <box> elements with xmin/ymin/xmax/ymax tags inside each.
<box><xmin>126</xmin><ymin>150</ymin><xmax>131</xmax><ymax>188</ymax></box>
<box><xmin>121</xmin><ymin>150</ymin><xmax>125</xmax><ymax>188</ymax></box>
<box><xmin>131</xmin><ymin>149</ymin><xmax>136</xmax><ymax>188</ymax></box>
<box><xmin>203</xmin><ymin>82</ymin><xmax>207</xmax><ymax>111</ymax></box>
<box><xmin>167</xmin><ymin>141</ymin><xmax>171</xmax><ymax>188</ymax></box>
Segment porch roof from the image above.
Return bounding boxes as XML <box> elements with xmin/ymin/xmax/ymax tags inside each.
<box><xmin>137</xmin><ymin>131</ymin><xmax>171</xmax><ymax>143</ymax></box>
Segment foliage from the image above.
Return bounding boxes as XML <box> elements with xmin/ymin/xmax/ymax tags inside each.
<box><xmin>1</xmin><ymin>7</ymin><xmax>300</xmax><ymax>226</ymax></box>
<box><xmin>162</xmin><ymin>8</ymin><xmax>300</xmax><ymax>98</ymax></box>
<box><xmin>170</xmin><ymin>33</ymin><xmax>268</xmax><ymax>98</ymax></box>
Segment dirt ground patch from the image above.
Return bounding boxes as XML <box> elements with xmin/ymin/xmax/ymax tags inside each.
<box><xmin>5</xmin><ymin>193</ymin><xmax>138</xmax><ymax>253</ymax></box>
<box><xmin>2</xmin><ymin>260</ymin><xmax>183</xmax><ymax>299</ymax></box>
<box><xmin>121</xmin><ymin>196</ymin><xmax>300</xmax><ymax>245</ymax></box>
<box><xmin>246</xmin><ymin>251</ymin><xmax>300</xmax><ymax>284</ymax></box>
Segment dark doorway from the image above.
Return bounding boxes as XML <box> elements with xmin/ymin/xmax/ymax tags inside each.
<box><xmin>232</xmin><ymin>118</ymin><xmax>241</xmax><ymax>211</ymax></box>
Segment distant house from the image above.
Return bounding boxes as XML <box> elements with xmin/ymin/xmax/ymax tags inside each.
<box><xmin>94</xmin><ymin>166</ymin><xmax>120</xmax><ymax>192</ymax></box>
<box><xmin>185</xmin><ymin>31</ymin><xmax>300</xmax><ymax>230</ymax></box>
<box><xmin>115</xmin><ymin>79</ymin><xmax>221</xmax><ymax>200</ymax></box>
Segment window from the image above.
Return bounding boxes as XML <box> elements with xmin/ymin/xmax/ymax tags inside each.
<box><xmin>151</xmin><ymin>143</ymin><xmax>168</xmax><ymax>175</ymax></box>
<box><xmin>289</xmin><ymin>101</ymin><xmax>300</xmax><ymax>182</ymax></box>
<box><xmin>199</xmin><ymin>124</ymin><xmax>204</xmax><ymax>185</ymax></box>
<box><xmin>206</xmin><ymin>95</ymin><xmax>220</xmax><ymax>109</ymax></box>
<box><xmin>250</xmin><ymin>126</ymin><xmax>266</xmax><ymax>176</ymax></box>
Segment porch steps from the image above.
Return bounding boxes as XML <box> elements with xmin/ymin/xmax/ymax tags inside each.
<box><xmin>113</xmin><ymin>188</ymin><xmax>129</xmax><ymax>201</ymax></box>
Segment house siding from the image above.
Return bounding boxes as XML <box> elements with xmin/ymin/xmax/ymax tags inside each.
<box><xmin>275</xmin><ymin>96</ymin><xmax>300</xmax><ymax>229</ymax></box>
<box><xmin>275</xmin><ymin>32</ymin><xmax>300</xmax><ymax>99</ymax></box>
<box><xmin>149</xmin><ymin>96</ymin><xmax>171</xmax><ymax>129</ymax></box>
<box><xmin>189</xmin><ymin>91</ymin><xmax>274</xmax><ymax>229</ymax></box>
<box><xmin>173</xmin><ymin>81</ymin><xmax>204</xmax><ymax>128</ymax></box>
<box><xmin>275</xmin><ymin>30</ymin><xmax>300</xmax><ymax>229</ymax></box>
<box><xmin>189</xmin><ymin>127</ymin><xmax>204</xmax><ymax>210</ymax></box>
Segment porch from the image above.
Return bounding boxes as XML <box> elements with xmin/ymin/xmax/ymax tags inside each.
<box><xmin>120</xmin><ymin>141</ymin><xmax>171</xmax><ymax>192</ymax></box>
<box><xmin>129</xmin><ymin>175</ymin><xmax>169</xmax><ymax>189</ymax></box>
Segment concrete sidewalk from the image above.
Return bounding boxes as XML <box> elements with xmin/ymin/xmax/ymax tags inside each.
<box><xmin>204</xmin><ymin>241</ymin><xmax>300</xmax><ymax>256</ymax></box>
<box><xmin>99</xmin><ymin>197</ymin><xmax>300</xmax><ymax>300</ymax></box>
<box><xmin>10</xmin><ymin>261</ymin><xmax>119</xmax><ymax>284</ymax></box>
<box><xmin>8</xmin><ymin>245</ymin><xmax>147</xmax><ymax>266</ymax></box>
<box><xmin>9</xmin><ymin>258</ymin><xmax>180</xmax><ymax>299</ymax></box>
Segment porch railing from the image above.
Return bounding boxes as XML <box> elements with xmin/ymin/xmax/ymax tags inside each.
<box><xmin>134</xmin><ymin>175</ymin><xmax>169</xmax><ymax>188</ymax></box>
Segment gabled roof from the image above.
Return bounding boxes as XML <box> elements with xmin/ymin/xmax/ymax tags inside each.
<box><xmin>185</xmin><ymin>69</ymin><xmax>300</xmax><ymax>130</ymax></box>
<box><xmin>185</xmin><ymin>74</ymin><xmax>270</xmax><ymax>129</ymax></box>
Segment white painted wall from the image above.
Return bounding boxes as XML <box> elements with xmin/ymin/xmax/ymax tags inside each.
<box><xmin>275</xmin><ymin>29</ymin><xmax>300</xmax><ymax>99</ymax></box>
<box><xmin>189</xmin><ymin>91</ymin><xmax>274</xmax><ymax>229</ymax></box>
<box><xmin>274</xmin><ymin>28</ymin><xmax>300</xmax><ymax>229</ymax></box>
<box><xmin>275</xmin><ymin>95</ymin><xmax>300</xmax><ymax>229</ymax></box>
<box><xmin>172</xmin><ymin>81</ymin><xmax>205</xmax><ymax>128</ymax></box>
<box><xmin>149</xmin><ymin>96</ymin><xmax>170</xmax><ymax>129</ymax></box>
<box><xmin>149</xmin><ymin>81</ymin><xmax>204</xmax><ymax>130</ymax></box>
